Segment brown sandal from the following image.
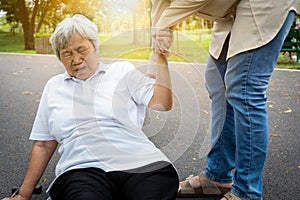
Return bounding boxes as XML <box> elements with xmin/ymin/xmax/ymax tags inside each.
<box><xmin>223</xmin><ymin>191</ymin><xmax>242</xmax><ymax>200</ymax></box>
<box><xmin>177</xmin><ymin>173</ymin><xmax>231</xmax><ymax>198</ymax></box>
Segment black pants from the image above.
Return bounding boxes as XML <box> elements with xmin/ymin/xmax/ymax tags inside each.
<box><xmin>49</xmin><ymin>163</ymin><xmax>179</xmax><ymax>200</ymax></box>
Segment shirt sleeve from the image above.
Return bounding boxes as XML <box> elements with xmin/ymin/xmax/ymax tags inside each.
<box><xmin>122</xmin><ymin>62</ymin><xmax>155</xmax><ymax>106</ymax></box>
<box><xmin>153</xmin><ymin>0</ymin><xmax>238</xmax><ymax>29</ymax></box>
<box><xmin>29</xmin><ymin>80</ymin><xmax>56</xmax><ymax>141</ymax></box>
<box><xmin>151</xmin><ymin>0</ymin><xmax>172</xmax><ymax>27</ymax></box>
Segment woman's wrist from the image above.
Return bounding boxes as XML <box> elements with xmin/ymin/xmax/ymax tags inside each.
<box><xmin>16</xmin><ymin>188</ymin><xmax>31</xmax><ymax>200</ymax></box>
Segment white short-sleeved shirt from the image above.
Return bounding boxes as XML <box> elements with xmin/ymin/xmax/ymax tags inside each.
<box><xmin>30</xmin><ymin>61</ymin><xmax>170</xmax><ymax>180</ymax></box>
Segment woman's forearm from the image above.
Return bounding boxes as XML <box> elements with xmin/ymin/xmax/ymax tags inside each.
<box><xmin>17</xmin><ymin>140</ymin><xmax>57</xmax><ymax>200</ymax></box>
<box><xmin>148</xmin><ymin>53</ymin><xmax>172</xmax><ymax>111</ymax></box>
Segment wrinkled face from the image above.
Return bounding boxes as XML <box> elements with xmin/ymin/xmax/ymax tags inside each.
<box><xmin>59</xmin><ymin>32</ymin><xmax>99</xmax><ymax>80</ymax></box>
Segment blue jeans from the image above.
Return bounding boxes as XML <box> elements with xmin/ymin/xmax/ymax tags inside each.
<box><xmin>204</xmin><ymin>11</ymin><xmax>295</xmax><ymax>200</ymax></box>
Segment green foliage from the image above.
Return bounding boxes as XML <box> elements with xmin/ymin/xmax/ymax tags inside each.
<box><xmin>277</xmin><ymin>53</ymin><xmax>300</xmax><ymax>69</ymax></box>
<box><xmin>34</xmin><ymin>33</ymin><xmax>52</xmax><ymax>38</ymax></box>
<box><xmin>0</xmin><ymin>0</ymin><xmax>19</xmax><ymax>23</ymax></box>
<box><xmin>0</xmin><ymin>22</ymin><xmax>10</xmax><ymax>32</ymax></box>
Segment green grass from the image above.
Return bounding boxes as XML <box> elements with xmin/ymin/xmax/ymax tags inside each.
<box><xmin>0</xmin><ymin>31</ymin><xmax>299</xmax><ymax>69</ymax></box>
<box><xmin>276</xmin><ymin>63</ymin><xmax>300</xmax><ymax>69</ymax></box>
<box><xmin>0</xmin><ymin>32</ymin><xmax>35</xmax><ymax>54</ymax></box>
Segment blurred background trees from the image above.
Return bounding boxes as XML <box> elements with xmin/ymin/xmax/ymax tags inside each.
<box><xmin>0</xmin><ymin>0</ymin><xmax>212</xmax><ymax>50</ymax></box>
<box><xmin>0</xmin><ymin>0</ymin><xmax>152</xmax><ymax>50</ymax></box>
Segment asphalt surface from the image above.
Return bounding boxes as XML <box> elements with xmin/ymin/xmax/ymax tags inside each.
<box><xmin>0</xmin><ymin>53</ymin><xmax>299</xmax><ymax>200</ymax></box>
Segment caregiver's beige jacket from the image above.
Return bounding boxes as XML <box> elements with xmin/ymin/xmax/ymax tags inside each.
<box><xmin>151</xmin><ymin>0</ymin><xmax>300</xmax><ymax>59</ymax></box>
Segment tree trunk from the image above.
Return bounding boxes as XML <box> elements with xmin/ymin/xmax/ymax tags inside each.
<box><xmin>36</xmin><ymin>10</ymin><xmax>47</xmax><ymax>33</ymax></box>
<box><xmin>17</xmin><ymin>0</ymin><xmax>36</xmax><ymax>50</ymax></box>
<box><xmin>23</xmin><ymin>24</ymin><xmax>35</xmax><ymax>50</ymax></box>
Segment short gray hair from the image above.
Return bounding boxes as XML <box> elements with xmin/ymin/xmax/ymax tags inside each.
<box><xmin>49</xmin><ymin>14</ymin><xmax>100</xmax><ymax>59</ymax></box>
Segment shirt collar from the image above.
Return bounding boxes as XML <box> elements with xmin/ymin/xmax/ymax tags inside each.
<box><xmin>63</xmin><ymin>61</ymin><xmax>107</xmax><ymax>81</ymax></box>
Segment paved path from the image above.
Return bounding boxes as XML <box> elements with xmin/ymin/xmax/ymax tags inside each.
<box><xmin>0</xmin><ymin>53</ymin><xmax>299</xmax><ymax>199</ymax></box>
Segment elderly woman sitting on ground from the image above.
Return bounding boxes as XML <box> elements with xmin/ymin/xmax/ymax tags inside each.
<box><xmin>2</xmin><ymin>14</ymin><xmax>178</xmax><ymax>200</ymax></box>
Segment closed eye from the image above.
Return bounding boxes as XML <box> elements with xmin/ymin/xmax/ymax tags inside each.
<box><xmin>77</xmin><ymin>46</ymin><xmax>90</xmax><ymax>54</ymax></box>
<box><xmin>61</xmin><ymin>51</ymin><xmax>72</xmax><ymax>58</ymax></box>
